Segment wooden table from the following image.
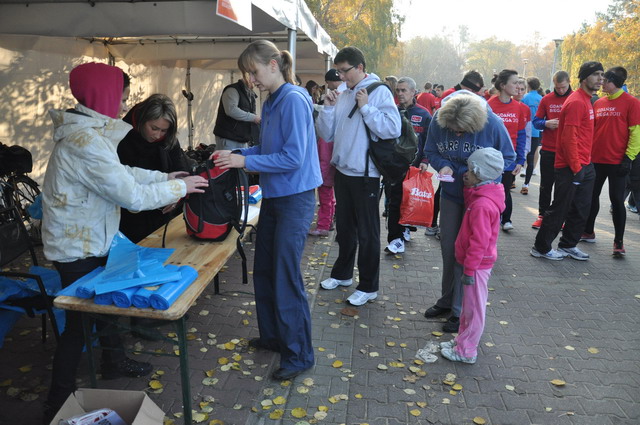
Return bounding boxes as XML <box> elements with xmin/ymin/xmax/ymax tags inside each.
<box><xmin>53</xmin><ymin>206</ymin><xmax>259</xmax><ymax>424</ymax></box>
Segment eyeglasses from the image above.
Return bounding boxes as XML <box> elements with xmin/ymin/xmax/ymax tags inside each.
<box><xmin>337</xmin><ymin>66</ymin><xmax>355</xmax><ymax>75</ymax></box>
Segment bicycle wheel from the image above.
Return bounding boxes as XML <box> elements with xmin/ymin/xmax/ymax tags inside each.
<box><xmin>11</xmin><ymin>174</ymin><xmax>42</xmax><ymax>243</ymax></box>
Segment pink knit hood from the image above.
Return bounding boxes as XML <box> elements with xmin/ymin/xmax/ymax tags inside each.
<box><xmin>69</xmin><ymin>62</ymin><xmax>124</xmax><ymax>118</ymax></box>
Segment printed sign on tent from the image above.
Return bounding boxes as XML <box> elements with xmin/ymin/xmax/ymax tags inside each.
<box><xmin>216</xmin><ymin>0</ymin><xmax>252</xmax><ymax>30</ymax></box>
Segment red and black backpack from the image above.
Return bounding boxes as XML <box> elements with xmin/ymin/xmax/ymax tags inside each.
<box><xmin>183</xmin><ymin>159</ymin><xmax>249</xmax><ymax>241</ymax></box>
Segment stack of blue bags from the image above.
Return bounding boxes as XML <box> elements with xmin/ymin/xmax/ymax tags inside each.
<box><xmin>58</xmin><ymin>233</ymin><xmax>197</xmax><ymax>311</ymax></box>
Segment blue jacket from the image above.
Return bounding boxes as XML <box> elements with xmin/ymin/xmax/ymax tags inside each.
<box><xmin>403</xmin><ymin>102</ymin><xmax>432</xmax><ymax>167</ymax></box>
<box><xmin>242</xmin><ymin>83</ymin><xmax>322</xmax><ymax>198</ymax></box>
<box><xmin>522</xmin><ymin>91</ymin><xmax>542</xmax><ymax>138</ymax></box>
<box><xmin>424</xmin><ymin>94</ymin><xmax>515</xmax><ymax>205</ymax></box>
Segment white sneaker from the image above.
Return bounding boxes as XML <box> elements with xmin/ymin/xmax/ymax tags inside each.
<box><xmin>402</xmin><ymin>227</ymin><xmax>411</xmax><ymax>242</ymax></box>
<box><xmin>440</xmin><ymin>339</ymin><xmax>457</xmax><ymax>350</ymax></box>
<box><xmin>320</xmin><ymin>277</ymin><xmax>353</xmax><ymax>290</ymax></box>
<box><xmin>347</xmin><ymin>290</ymin><xmax>378</xmax><ymax>306</ymax></box>
<box><xmin>385</xmin><ymin>238</ymin><xmax>405</xmax><ymax>254</ymax></box>
<box><xmin>501</xmin><ymin>221</ymin><xmax>514</xmax><ymax>231</ymax></box>
<box><xmin>424</xmin><ymin>226</ymin><xmax>439</xmax><ymax>236</ymax></box>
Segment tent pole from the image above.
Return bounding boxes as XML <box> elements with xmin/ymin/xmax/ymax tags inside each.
<box><xmin>325</xmin><ymin>54</ymin><xmax>331</xmax><ymax>72</ymax></box>
<box><xmin>186</xmin><ymin>60</ymin><xmax>193</xmax><ymax>149</ymax></box>
<box><xmin>287</xmin><ymin>28</ymin><xmax>297</xmax><ymax>76</ymax></box>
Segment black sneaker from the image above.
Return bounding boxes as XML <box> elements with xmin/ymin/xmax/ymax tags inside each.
<box><xmin>443</xmin><ymin>316</ymin><xmax>460</xmax><ymax>333</ymax></box>
<box><xmin>101</xmin><ymin>358</ymin><xmax>153</xmax><ymax>380</ymax></box>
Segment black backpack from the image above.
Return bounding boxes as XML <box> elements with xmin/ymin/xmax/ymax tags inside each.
<box><xmin>348</xmin><ymin>82</ymin><xmax>418</xmax><ymax>180</ymax></box>
<box><xmin>183</xmin><ymin>159</ymin><xmax>249</xmax><ymax>242</ymax></box>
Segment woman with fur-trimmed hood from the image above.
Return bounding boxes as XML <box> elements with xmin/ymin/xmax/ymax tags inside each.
<box><xmin>419</xmin><ymin>90</ymin><xmax>515</xmax><ymax>334</ymax></box>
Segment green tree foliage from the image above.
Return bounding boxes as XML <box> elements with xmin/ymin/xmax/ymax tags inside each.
<box><xmin>306</xmin><ymin>0</ymin><xmax>403</xmax><ymax>70</ymax></box>
<box><xmin>562</xmin><ymin>0</ymin><xmax>639</xmax><ymax>93</ymax></box>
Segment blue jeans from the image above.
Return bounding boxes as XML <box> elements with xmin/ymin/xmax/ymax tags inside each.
<box><xmin>253</xmin><ymin>190</ymin><xmax>315</xmax><ymax>370</ymax></box>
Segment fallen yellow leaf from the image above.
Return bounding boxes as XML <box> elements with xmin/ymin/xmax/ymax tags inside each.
<box><xmin>431</xmin><ymin>331</ymin><xmax>443</xmax><ymax>337</ymax></box>
<box><xmin>550</xmin><ymin>379</ymin><xmax>566</xmax><ymax>386</ymax></box>
<box><xmin>218</xmin><ymin>357</ymin><xmax>229</xmax><ymax>365</ymax></box>
<box><xmin>452</xmin><ymin>384</ymin><xmax>462</xmax><ymax>391</ymax></box>
<box><xmin>409</xmin><ymin>409</ymin><xmax>421</xmax><ymax>417</ymax></box>
<box><xmin>355</xmin><ymin>393</ymin><xmax>363</xmax><ymax>399</ymax></box>
<box><xmin>587</xmin><ymin>347</ymin><xmax>599</xmax><ymax>354</ymax></box>
<box><xmin>18</xmin><ymin>365</ymin><xmax>32</xmax><ymax>373</ymax></box>
<box><xmin>269</xmin><ymin>409</ymin><xmax>284</xmax><ymax>419</ymax></box>
<box><xmin>291</xmin><ymin>407</ymin><xmax>307</xmax><ymax>418</ymax></box>
<box><xmin>149</xmin><ymin>380</ymin><xmax>163</xmax><ymax>389</ymax></box>
<box><xmin>472</xmin><ymin>417</ymin><xmax>486</xmax><ymax>425</ymax></box>
<box><xmin>332</xmin><ymin>360</ymin><xmax>343</xmax><ymax>368</ymax></box>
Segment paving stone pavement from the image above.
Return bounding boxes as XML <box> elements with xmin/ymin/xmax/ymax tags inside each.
<box><xmin>1</xmin><ymin>175</ymin><xmax>639</xmax><ymax>425</ymax></box>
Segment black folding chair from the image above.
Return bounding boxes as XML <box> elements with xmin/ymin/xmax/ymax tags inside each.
<box><xmin>0</xmin><ymin>205</ymin><xmax>59</xmax><ymax>343</ymax></box>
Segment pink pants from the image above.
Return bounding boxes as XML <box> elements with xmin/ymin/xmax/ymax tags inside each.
<box><xmin>455</xmin><ymin>268</ymin><xmax>492</xmax><ymax>358</ymax></box>
<box><xmin>316</xmin><ymin>185</ymin><xmax>335</xmax><ymax>231</ymax></box>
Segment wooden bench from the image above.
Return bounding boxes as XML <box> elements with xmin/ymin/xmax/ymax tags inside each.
<box><xmin>53</xmin><ymin>206</ymin><xmax>259</xmax><ymax>424</ymax></box>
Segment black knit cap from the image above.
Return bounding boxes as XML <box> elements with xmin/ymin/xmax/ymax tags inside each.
<box><xmin>324</xmin><ymin>69</ymin><xmax>341</xmax><ymax>82</ymax></box>
<box><xmin>578</xmin><ymin>61</ymin><xmax>604</xmax><ymax>82</ymax></box>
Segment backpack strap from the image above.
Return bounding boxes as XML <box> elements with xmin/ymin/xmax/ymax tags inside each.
<box><xmin>345</xmin><ymin>81</ymin><xmax>392</xmax><ymax>179</ymax></box>
<box><xmin>347</xmin><ymin>81</ymin><xmax>390</xmax><ymax>118</ymax></box>
<box><xmin>232</xmin><ymin>168</ymin><xmax>250</xmax><ymax>284</ymax></box>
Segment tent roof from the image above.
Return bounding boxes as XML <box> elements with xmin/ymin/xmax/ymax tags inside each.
<box><xmin>0</xmin><ymin>0</ymin><xmax>337</xmax><ymax>72</ymax></box>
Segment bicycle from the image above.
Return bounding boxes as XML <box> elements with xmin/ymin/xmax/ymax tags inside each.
<box><xmin>0</xmin><ymin>143</ymin><xmax>42</xmax><ymax>243</ymax></box>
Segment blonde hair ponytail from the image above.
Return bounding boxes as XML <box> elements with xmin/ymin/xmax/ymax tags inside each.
<box><xmin>238</xmin><ymin>40</ymin><xmax>295</xmax><ymax>85</ymax></box>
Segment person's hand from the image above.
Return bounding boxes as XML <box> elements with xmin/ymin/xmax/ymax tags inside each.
<box><xmin>419</xmin><ymin>163</ymin><xmax>430</xmax><ymax>172</ymax></box>
<box><xmin>161</xmin><ymin>203</ymin><xmax>178</xmax><ymax>214</ymax></box>
<box><xmin>512</xmin><ymin>164</ymin><xmax>522</xmax><ymax>176</ymax></box>
<box><xmin>545</xmin><ymin>118</ymin><xmax>559</xmax><ymax>129</ymax></box>
<box><xmin>168</xmin><ymin>171</ymin><xmax>189</xmax><ymax>180</ymax></box>
<box><xmin>461</xmin><ymin>274</ymin><xmax>475</xmax><ymax>285</ymax></box>
<box><xmin>253</xmin><ymin>115</ymin><xmax>261</xmax><ymax>125</ymax></box>
<box><xmin>181</xmin><ymin>175</ymin><xmax>208</xmax><ymax>194</ymax></box>
<box><xmin>618</xmin><ymin>156</ymin><xmax>632</xmax><ymax>176</ymax></box>
<box><xmin>209</xmin><ymin>150</ymin><xmax>231</xmax><ymax>161</ymax></box>
<box><xmin>439</xmin><ymin>166</ymin><xmax>454</xmax><ymax>176</ymax></box>
<box><xmin>572</xmin><ymin>166</ymin><xmax>585</xmax><ymax>185</ymax></box>
<box><xmin>356</xmin><ymin>88</ymin><xmax>369</xmax><ymax>108</ymax></box>
<box><xmin>213</xmin><ymin>151</ymin><xmax>246</xmax><ymax>169</ymax></box>
<box><xmin>324</xmin><ymin>89</ymin><xmax>339</xmax><ymax>106</ymax></box>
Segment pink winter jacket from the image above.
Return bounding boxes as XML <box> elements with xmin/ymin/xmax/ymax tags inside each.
<box><xmin>455</xmin><ymin>183</ymin><xmax>506</xmax><ymax>276</ymax></box>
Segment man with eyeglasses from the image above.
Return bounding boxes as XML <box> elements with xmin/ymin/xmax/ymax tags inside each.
<box><xmin>316</xmin><ymin>46</ymin><xmax>401</xmax><ymax>307</ymax></box>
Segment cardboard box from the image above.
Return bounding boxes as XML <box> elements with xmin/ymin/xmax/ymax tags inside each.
<box><xmin>50</xmin><ymin>388</ymin><xmax>164</xmax><ymax>425</ymax></box>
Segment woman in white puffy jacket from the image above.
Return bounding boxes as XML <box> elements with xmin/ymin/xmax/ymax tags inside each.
<box><xmin>42</xmin><ymin>62</ymin><xmax>207</xmax><ymax>423</ymax></box>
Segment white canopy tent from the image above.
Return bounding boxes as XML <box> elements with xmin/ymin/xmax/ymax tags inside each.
<box><xmin>0</xmin><ymin>0</ymin><xmax>337</xmax><ymax>177</ymax></box>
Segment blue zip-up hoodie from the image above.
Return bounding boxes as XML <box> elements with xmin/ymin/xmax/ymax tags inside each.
<box><xmin>241</xmin><ymin>83</ymin><xmax>322</xmax><ymax>198</ymax></box>
<box><xmin>424</xmin><ymin>91</ymin><xmax>515</xmax><ymax>205</ymax></box>
<box><xmin>522</xmin><ymin>90</ymin><xmax>542</xmax><ymax>138</ymax></box>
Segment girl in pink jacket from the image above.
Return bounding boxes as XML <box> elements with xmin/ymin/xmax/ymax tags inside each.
<box><xmin>441</xmin><ymin>148</ymin><xmax>505</xmax><ymax>364</ymax></box>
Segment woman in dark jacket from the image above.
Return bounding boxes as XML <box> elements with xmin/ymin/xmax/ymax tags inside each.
<box><xmin>118</xmin><ymin>93</ymin><xmax>192</xmax><ymax>242</ymax></box>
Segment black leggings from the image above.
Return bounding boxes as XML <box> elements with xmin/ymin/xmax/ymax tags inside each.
<box><xmin>524</xmin><ymin>137</ymin><xmax>541</xmax><ymax>185</ymax></box>
<box><xmin>584</xmin><ymin>163</ymin><xmax>628</xmax><ymax>244</ymax></box>
<box><xmin>47</xmin><ymin>257</ymin><xmax>125</xmax><ymax>408</ymax></box>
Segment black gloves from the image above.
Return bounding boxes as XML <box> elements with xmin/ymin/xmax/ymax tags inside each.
<box><xmin>618</xmin><ymin>156</ymin><xmax>632</xmax><ymax>176</ymax></box>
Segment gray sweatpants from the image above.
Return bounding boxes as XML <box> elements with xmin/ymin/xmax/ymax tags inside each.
<box><xmin>434</xmin><ymin>196</ymin><xmax>465</xmax><ymax>317</ymax></box>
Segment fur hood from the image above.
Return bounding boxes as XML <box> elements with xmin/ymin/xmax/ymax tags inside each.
<box><xmin>437</xmin><ymin>90</ymin><xmax>488</xmax><ymax>134</ymax></box>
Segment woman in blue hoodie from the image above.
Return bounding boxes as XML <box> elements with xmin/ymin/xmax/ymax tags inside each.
<box><xmin>421</xmin><ymin>91</ymin><xmax>515</xmax><ymax>334</ymax></box>
<box><xmin>214</xmin><ymin>40</ymin><xmax>322</xmax><ymax>381</ymax></box>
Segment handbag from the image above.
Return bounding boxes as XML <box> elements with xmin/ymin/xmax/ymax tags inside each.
<box><xmin>399</xmin><ymin>167</ymin><xmax>435</xmax><ymax>227</ymax></box>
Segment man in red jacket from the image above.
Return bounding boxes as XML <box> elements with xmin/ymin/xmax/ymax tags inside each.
<box><xmin>582</xmin><ymin>66</ymin><xmax>640</xmax><ymax>256</ymax></box>
<box><xmin>531</xmin><ymin>61</ymin><xmax>604</xmax><ymax>261</ymax></box>
<box><xmin>530</xmin><ymin>71</ymin><xmax>572</xmax><ymax>229</ymax></box>
<box><xmin>441</xmin><ymin>71</ymin><xmax>485</xmax><ymax>100</ymax></box>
